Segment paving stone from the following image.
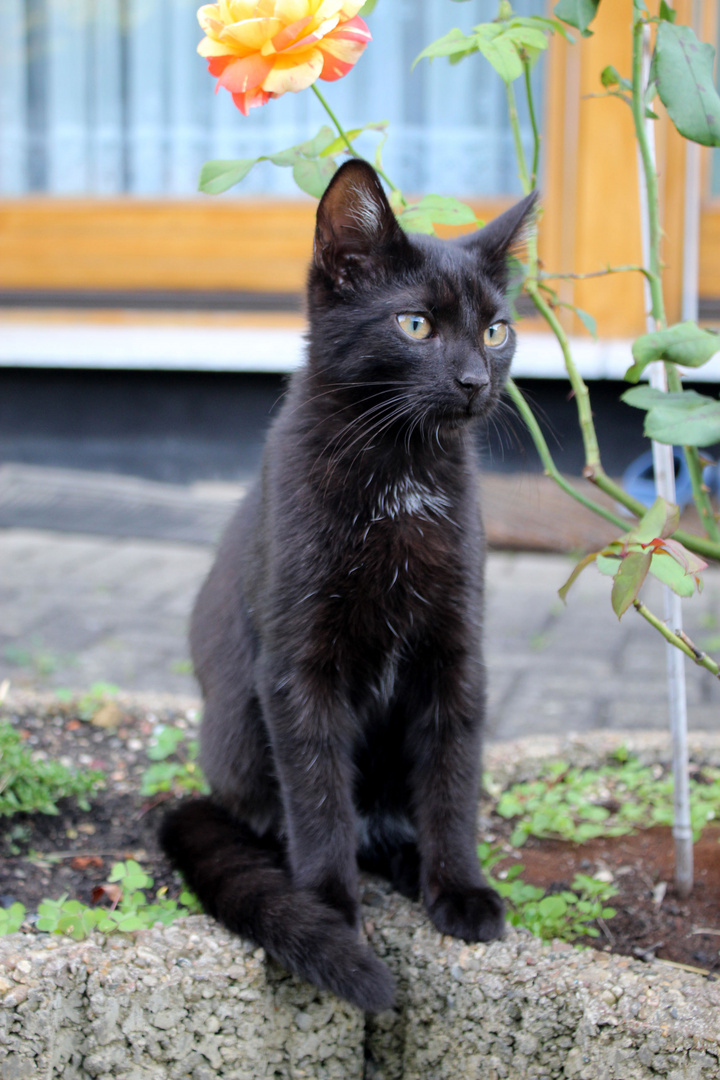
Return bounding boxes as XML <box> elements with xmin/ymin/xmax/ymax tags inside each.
<box><xmin>1</xmin><ymin>478</ymin><xmax>719</xmax><ymax>739</ymax></box>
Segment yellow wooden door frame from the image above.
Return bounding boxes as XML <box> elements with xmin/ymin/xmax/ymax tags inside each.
<box><xmin>540</xmin><ymin>0</ymin><xmax>715</xmax><ymax>340</ymax></box>
<box><xmin>0</xmin><ymin>0</ymin><xmax>717</xmax><ymax>336</ymax></box>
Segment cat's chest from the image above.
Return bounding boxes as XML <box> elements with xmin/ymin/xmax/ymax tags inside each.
<box><xmin>325</xmin><ymin>472</ymin><xmax>467</xmax><ymax>622</ymax></box>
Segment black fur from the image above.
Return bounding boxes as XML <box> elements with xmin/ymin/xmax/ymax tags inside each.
<box><xmin>160</xmin><ymin>160</ymin><xmax>536</xmax><ymax>1012</ymax></box>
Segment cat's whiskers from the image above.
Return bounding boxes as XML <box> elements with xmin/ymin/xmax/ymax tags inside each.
<box><xmin>335</xmin><ymin>397</ymin><xmax>421</xmax><ymax>489</ymax></box>
<box><xmin>314</xmin><ymin>393</ymin><xmax>418</xmax><ymax>490</ymax></box>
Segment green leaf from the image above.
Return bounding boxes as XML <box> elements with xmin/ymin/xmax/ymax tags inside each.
<box><xmin>147</xmin><ymin>725</ymin><xmax>186</xmax><ymax>761</ymax></box>
<box><xmin>358</xmin><ymin>0</ymin><xmax>379</xmax><ymax>13</ymax></box>
<box><xmin>601</xmin><ymin>64</ymin><xmax>630</xmax><ymax>91</ymax></box>
<box><xmin>648</xmin><ymin>551</ymin><xmax>697</xmax><ymax>597</ymax></box>
<box><xmin>611</xmin><ymin>550</ymin><xmax>652</xmax><ymax>618</ymax></box>
<box><xmin>573</xmin><ymin>306</ymin><xmax>597</xmax><ymax>339</ymax></box>
<box><xmin>622</xmin><ymin>385</ymin><xmax>720</xmax><ymax>446</ymax></box>
<box><xmin>651</xmin><ymin>23</ymin><xmax>720</xmax><ymax>147</ymax></box>
<box><xmin>474</xmin><ymin>27</ymin><xmax>525</xmax><ymax>83</ymax></box>
<box><xmin>558</xmin><ymin>550</ymin><xmax>601</xmax><ymax>602</ymax></box>
<box><xmin>626</xmin><ymin>321</ymin><xmax>720</xmax><ymax>382</ymax></box>
<box><xmin>646</xmin><ymin>399</ymin><xmax>720</xmax><ymax>447</ymax></box>
<box><xmin>553</xmin><ymin>0</ymin><xmax>601</xmax><ymax>37</ymax></box>
<box><xmin>413</xmin><ymin>28</ymin><xmax>477</xmax><ymax>69</ymax></box>
<box><xmin>659</xmin><ymin>1</ymin><xmax>677</xmax><ymax>22</ymax></box>
<box><xmin>0</xmin><ymin>902</ymin><xmax>25</xmax><ymax>934</ymax></box>
<box><xmin>399</xmin><ymin>194</ymin><xmax>478</xmax><ymax>235</ymax></box>
<box><xmin>268</xmin><ymin>126</ymin><xmax>335</xmax><ymax>166</ymax></box>
<box><xmin>198</xmin><ymin>158</ymin><xmax>259</xmax><ymax>195</ymax></box>
<box><xmin>319</xmin><ymin>121</ymin><xmax>387</xmax><ymax>158</ymax></box>
<box><xmin>628</xmin><ymin>496</ymin><xmax>679</xmax><ymax>544</ymax></box>
<box><xmin>292</xmin><ymin>156</ymin><xmax>337</xmax><ymax>198</ymax></box>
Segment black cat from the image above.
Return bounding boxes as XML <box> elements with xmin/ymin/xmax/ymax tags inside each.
<box><xmin>160</xmin><ymin>160</ymin><xmax>536</xmax><ymax>1012</ymax></box>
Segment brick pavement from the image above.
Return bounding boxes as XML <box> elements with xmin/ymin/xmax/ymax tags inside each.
<box><xmin>1</xmin><ymin>470</ymin><xmax>719</xmax><ymax>738</ymax></box>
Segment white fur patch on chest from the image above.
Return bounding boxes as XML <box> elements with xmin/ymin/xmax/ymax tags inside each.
<box><xmin>371</xmin><ymin>475</ymin><xmax>454</xmax><ymax>524</ymax></box>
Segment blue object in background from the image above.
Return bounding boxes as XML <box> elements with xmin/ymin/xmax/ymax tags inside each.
<box><xmin>702</xmin><ymin>462</ymin><xmax>720</xmax><ymax>498</ymax></box>
<box><xmin>622</xmin><ymin>448</ymin><xmax>694</xmax><ymax>509</ymax></box>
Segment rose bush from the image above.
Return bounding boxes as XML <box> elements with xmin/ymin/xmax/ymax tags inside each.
<box><xmin>197</xmin><ymin>0</ymin><xmax>371</xmax><ymax>115</ymax></box>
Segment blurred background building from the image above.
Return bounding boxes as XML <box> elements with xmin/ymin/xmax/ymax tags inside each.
<box><xmin>0</xmin><ymin>0</ymin><xmax>718</xmax><ymax>484</ymax></box>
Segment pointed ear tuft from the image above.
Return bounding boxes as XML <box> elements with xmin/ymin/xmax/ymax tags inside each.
<box><xmin>460</xmin><ymin>190</ymin><xmax>538</xmax><ymax>288</ymax></box>
<box><xmin>313</xmin><ymin>159</ymin><xmax>405</xmax><ymax>288</ymax></box>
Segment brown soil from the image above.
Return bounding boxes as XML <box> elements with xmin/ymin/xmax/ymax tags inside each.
<box><xmin>2</xmin><ymin>703</ymin><xmax>719</xmax><ymax>976</ymax></box>
<box><xmin>492</xmin><ymin>826</ymin><xmax>720</xmax><ymax>973</ymax></box>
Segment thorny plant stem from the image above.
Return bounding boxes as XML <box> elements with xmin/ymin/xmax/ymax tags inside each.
<box><xmin>539</xmin><ymin>265</ymin><xmax>652</xmax><ymax>282</ymax></box>
<box><xmin>502</xmin><ymin>11</ymin><xmax>720</xmax><ymax>567</ymax></box>
<box><xmin>311</xmin><ymin>84</ymin><xmax>406</xmax><ymax>205</ymax></box>
<box><xmin>630</xmin><ymin>7</ymin><xmax>719</xmax><ymax>544</ymax></box>
<box><xmin>633</xmin><ymin>600</ymin><xmax>720</xmax><ymax>679</ymax></box>
<box><xmin>505</xmin><ymin>379</ymin><xmax>629</xmax><ymax>531</ymax></box>
<box><xmin>523</xmin><ymin>62</ymin><xmax>540</xmax><ymax>188</ymax></box>
<box><xmin>505</xmin><ymin>80</ymin><xmax>532</xmax><ymax>194</ymax></box>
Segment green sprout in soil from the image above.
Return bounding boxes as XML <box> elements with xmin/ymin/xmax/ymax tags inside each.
<box><xmin>141</xmin><ymin>724</ymin><xmax>209</xmax><ymax>797</ymax></box>
<box><xmin>491</xmin><ymin>751</ymin><xmax>720</xmax><ymax>847</ymax></box>
<box><xmin>479</xmin><ymin>843</ymin><xmax>618</xmax><ymax>943</ymax></box>
<box><xmin>0</xmin><ymin>720</ymin><xmax>104</xmax><ymax>818</ymax></box>
<box><xmin>22</xmin><ymin>860</ymin><xmax>202</xmax><ymax>941</ymax></box>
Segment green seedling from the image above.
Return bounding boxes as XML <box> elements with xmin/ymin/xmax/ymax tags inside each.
<box><xmin>77</xmin><ymin>682</ymin><xmax>121</xmax><ymax>722</ymax></box>
<box><xmin>0</xmin><ymin>721</ymin><xmax>104</xmax><ymax>818</ymax></box>
<box><xmin>141</xmin><ymin>725</ymin><xmax>209</xmax><ymax>797</ymax></box>
<box><xmin>495</xmin><ymin>754</ymin><xmax>720</xmax><ymax>846</ymax></box>
<box><xmin>0</xmin><ymin>903</ymin><xmax>26</xmax><ymax>934</ymax></box>
<box><xmin>478</xmin><ymin>843</ymin><xmax>617</xmax><ymax>943</ymax></box>
<box><xmin>33</xmin><ymin>860</ymin><xmax>202</xmax><ymax>941</ymax></box>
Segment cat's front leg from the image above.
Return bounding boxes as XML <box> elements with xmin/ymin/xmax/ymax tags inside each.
<box><xmin>410</xmin><ymin>658</ymin><xmax>504</xmax><ymax>943</ymax></box>
<box><xmin>258</xmin><ymin>659</ymin><xmax>360</xmax><ymax>927</ymax></box>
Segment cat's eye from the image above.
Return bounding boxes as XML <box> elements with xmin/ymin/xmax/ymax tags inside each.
<box><xmin>396</xmin><ymin>313</ymin><xmax>432</xmax><ymax>340</ymax></box>
<box><xmin>483</xmin><ymin>322</ymin><xmax>509</xmax><ymax>348</ymax></box>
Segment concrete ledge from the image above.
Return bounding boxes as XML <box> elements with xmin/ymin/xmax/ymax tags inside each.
<box><xmin>3</xmin><ymin>727</ymin><xmax>720</xmax><ymax>1079</ymax></box>
<box><xmin>3</xmin><ymin>907</ymin><xmax>719</xmax><ymax>1079</ymax></box>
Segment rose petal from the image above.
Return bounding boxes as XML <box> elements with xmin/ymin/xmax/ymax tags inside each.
<box><xmin>232</xmin><ymin>87</ymin><xmax>273</xmax><ymax>115</ymax></box>
<box><xmin>314</xmin><ymin>0</ymin><xmax>348</xmax><ymax>23</ymax></box>
<box><xmin>317</xmin><ymin>15</ymin><xmax>370</xmax><ymax>78</ymax></box>
<box><xmin>197</xmin><ymin>5</ymin><xmax>225</xmax><ymax>38</ymax></box>
<box><xmin>262</xmin><ymin>49</ymin><xmax>324</xmax><ymax>93</ymax></box>
<box><xmin>274</xmin><ymin>0</ymin><xmax>312</xmax><ymax>23</ymax></box>
<box><xmin>220</xmin><ymin>16</ymin><xmax>284</xmax><ymax>51</ymax></box>
<box><xmin>219</xmin><ymin>52</ymin><xmax>275</xmax><ymax>92</ymax></box>
<box><xmin>330</xmin><ymin>13</ymin><xmax>371</xmax><ymax>44</ymax></box>
<box><xmin>207</xmin><ymin>54</ymin><xmax>236</xmax><ymax>76</ymax></box>
<box><xmin>226</xmin><ymin>0</ymin><xmax>257</xmax><ymax>19</ymax></box>
<box><xmin>271</xmin><ymin>16</ymin><xmax>313</xmax><ymax>53</ymax></box>
<box><xmin>198</xmin><ymin>36</ymin><xmax>238</xmax><ymax>57</ymax></box>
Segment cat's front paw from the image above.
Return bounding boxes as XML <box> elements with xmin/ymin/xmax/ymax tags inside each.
<box><xmin>427</xmin><ymin>885</ymin><xmax>505</xmax><ymax>942</ymax></box>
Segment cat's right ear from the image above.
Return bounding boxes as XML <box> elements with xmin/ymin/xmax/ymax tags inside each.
<box><xmin>313</xmin><ymin>160</ymin><xmax>406</xmax><ymax>289</ymax></box>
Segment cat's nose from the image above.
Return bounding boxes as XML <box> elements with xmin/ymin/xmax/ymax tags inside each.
<box><xmin>455</xmin><ymin>373</ymin><xmax>489</xmax><ymax>401</ymax></box>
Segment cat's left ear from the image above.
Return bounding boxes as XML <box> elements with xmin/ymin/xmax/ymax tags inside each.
<box><xmin>459</xmin><ymin>190</ymin><xmax>538</xmax><ymax>288</ymax></box>
<box><xmin>313</xmin><ymin>159</ymin><xmax>407</xmax><ymax>289</ymax></box>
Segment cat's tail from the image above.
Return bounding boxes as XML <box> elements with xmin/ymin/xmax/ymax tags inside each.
<box><xmin>159</xmin><ymin>798</ymin><xmax>395</xmax><ymax>1013</ymax></box>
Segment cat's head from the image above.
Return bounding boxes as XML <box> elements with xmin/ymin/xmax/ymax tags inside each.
<box><xmin>307</xmin><ymin>159</ymin><xmax>536</xmax><ymax>433</ymax></box>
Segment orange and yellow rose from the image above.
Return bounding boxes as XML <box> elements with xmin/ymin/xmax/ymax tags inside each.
<box><xmin>197</xmin><ymin>0</ymin><xmax>371</xmax><ymax>115</ymax></box>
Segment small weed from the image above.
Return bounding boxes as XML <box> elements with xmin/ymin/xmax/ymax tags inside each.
<box><xmin>141</xmin><ymin>725</ymin><xmax>209</xmax><ymax>797</ymax></box>
<box><xmin>0</xmin><ymin>721</ymin><xmax>104</xmax><ymax>818</ymax></box>
<box><xmin>0</xmin><ymin>903</ymin><xmax>26</xmax><ymax>934</ymax></box>
<box><xmin>76</xmin><ymin>682</ymin><xmax>120</xmax><ymax>722</ymax></box>
<box><xmin>495</xmin><ymin>755</ymin><xmax>720</xmax><ymax>846</ymax></box>
<box><xmin>33</xmin><ymin>860</ymin><xmax>201</xmax><ymax>941</ymax></box>
<box><xmin>478</xmin><ymin>844</ymin><xmax>617</xmax><ymax>943</ymax></box>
